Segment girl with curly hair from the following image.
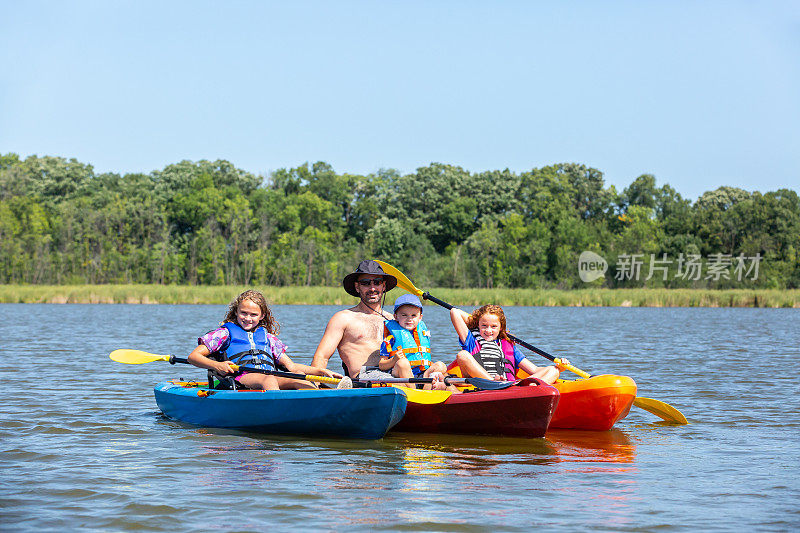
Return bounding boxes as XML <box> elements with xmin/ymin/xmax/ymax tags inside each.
<box><xmin>450</xmin><ymin>304</ymin><xmax>565</xmax><ymax>384</ymax></box>
<box><xmin>188</xmin><ymin>290</ymin><xmax>340</xmax><ymax>390</ymax></box>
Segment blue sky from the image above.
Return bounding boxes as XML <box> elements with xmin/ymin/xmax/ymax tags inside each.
<box><xmin>1</xmin><ymin>1</ymin><xmax>798</xmax><ymax>200</ymax></box>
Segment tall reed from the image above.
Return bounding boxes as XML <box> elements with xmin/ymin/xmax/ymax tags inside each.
<box><xmin>0</xmin><ymin>285</ymin><xmax>798</xmax><ymax>307</ymax></box>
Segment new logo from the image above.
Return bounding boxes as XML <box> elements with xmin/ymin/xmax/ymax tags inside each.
<box><xmin>578</xmin><ymin>251</ymin><xmax>608</xmax><ymax>282</ymax></box>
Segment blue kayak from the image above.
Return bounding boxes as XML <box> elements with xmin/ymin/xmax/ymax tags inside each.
<box><xmin>154</xmin><ymin>381</ymin><xmax>408</xmax><ymax>439</ymax></box>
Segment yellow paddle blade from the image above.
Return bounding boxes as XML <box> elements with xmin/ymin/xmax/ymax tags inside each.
<box><xmin>634</xmin><ymin>397</ymin><xmax>688</xmax><ymax>424</ymax></box>
<box><xmin>394</xmin><ymin>385</ymin><xmax>452</xmax><ymax>404</ymax></box>
<box><xmin>109</xmin><ymin>349</ymin><xmax>171</xmax><ymax>364</ymax></box>
<box><xmin>374</xmin><ymin>260</ymin><xmax>424</xmax><ymax>297</ymax></box>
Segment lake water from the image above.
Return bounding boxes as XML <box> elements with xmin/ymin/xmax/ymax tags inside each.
<box><xmin>1</xmin><ymin>303</ymin><xmax>798</xmax><ymax>531</ymax></box>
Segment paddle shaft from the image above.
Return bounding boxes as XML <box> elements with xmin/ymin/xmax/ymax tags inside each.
<box><xmin>356</xmin><ymin>375</ymin><xmax>515</xmax><ymax>390</ymax></box>
<box><xmin>360</xmin><ymin>376</ymin><xmax>462</xmax><ymax>385</ymax></box>
<box><xmin>422</xmin><ymin>291</ymin><xmax>558</xmax><ymax>361</ymax></box>
<box><xmin>164</xmin><ymin>355</ymin><xmax>342</xmax><ymax>385</ymax></box>
<box><xmin>376</xmin><ymin>260</ymin><xmax>687</xmax><ymax>423</ymax></box>
<box><xmin>425</xmin><ymin>291</ymin><xmax>685</xmax><ymax>422</ymax></box>
<box><xmin>420</xmin><ymin>293</ymin><xmax>562</xmax><ymax>360</ymax></box>
<box><xmin>506</xmin><ymin>334</ymin><xmax>591</xmax><ymax>379</ymax></box>
<box><xmin>420</xmin><ymin>292</ymin><xmax>591</xmax><ymax>378</ymax></box>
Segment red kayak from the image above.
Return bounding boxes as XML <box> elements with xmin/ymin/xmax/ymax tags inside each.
<box><xmin>446</xmin><ymin>362</ymin><xmax>637</xmax><ymax>431</ymax></box>
<box><xmin>392</xmin><ymin>378</ymin><xmax>560</xmax><ymax>438</ymax></box>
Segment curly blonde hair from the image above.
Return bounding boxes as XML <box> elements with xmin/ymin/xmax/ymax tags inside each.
<box><xmin>222</xmin><ymin>290</ymin><xmax>280</xmax><ymax>335</ymax></box>
<box><xmin>465</xmin><ymin>304</ymin><xmax>510</xmax><ymax>341</ymax></box>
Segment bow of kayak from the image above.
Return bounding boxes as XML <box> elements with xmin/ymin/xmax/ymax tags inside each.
<box><xmin>153</xmin><ymin>381</ymin><xmax>407</xmax><ymax>440</ymax></box>
<box><xmin>549</xmin><ymin>375</ymin><xmax>637</xmax><ymax>430</ymax></box>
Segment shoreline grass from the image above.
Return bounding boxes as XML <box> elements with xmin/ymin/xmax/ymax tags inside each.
<box><xmin>0</xmin><ymin>284</ymin><xmax>798</xmax><ymax>308</ymax></box>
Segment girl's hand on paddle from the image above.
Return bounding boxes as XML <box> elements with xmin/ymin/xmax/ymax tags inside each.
<box><xmin>556</xmin><ymin>358</ymin><xmax>571</xmax><ymax>370</ymax></box>
<box><xmin>215</xmin><ymin>361</ymin><xmax>236</xmax><ymax>375</ymax></box>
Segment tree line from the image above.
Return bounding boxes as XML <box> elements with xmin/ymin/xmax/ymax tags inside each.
<box><xmin>1</xmin><ymin>153</ymin><xmax>798</xmax><ymax>289</ymax></box>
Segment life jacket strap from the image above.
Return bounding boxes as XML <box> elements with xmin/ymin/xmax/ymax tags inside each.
<box><xmin>390</xmin><ymin>345</ymin><xmax>431</xmax><ymax>357</ymax></box>
<box><xmin>471</xmin><ymin>330</ymin><xmax>514</xmax><ymax>378</ymax></box>
<box><xmin>227</xmin><ymin>349</ymin><xmax>276</xmax><ymax>370</ymax></box>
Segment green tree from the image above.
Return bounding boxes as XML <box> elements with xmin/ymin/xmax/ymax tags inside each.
<box><xmin>381</xmin><ymin>163</ymin><xmax>474</xmax><ymax>252</ymax></box>
<box><xmin>7</xmin><ymin>155</ymin><xmax>96</xmax><ymax>201</ymax></box>
<box><xmin>694</xmin><ymin>186</ymin><xmax>752</xmax><ymax>254</ymax></box>
<box><xmin>622</xmin><ymin>174</ymin><xmax>658</xmax><ymax>211</ymax></box>
<box><xmin>466</xmin><ymin>219</ymin><xmax>504</xmax><ymax>288</ymax></box>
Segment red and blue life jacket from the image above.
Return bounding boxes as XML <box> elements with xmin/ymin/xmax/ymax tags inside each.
<box><xmin>469</xmin><ymin>329</ymin><xmax>517</xmax><ymax>381</ymax></box>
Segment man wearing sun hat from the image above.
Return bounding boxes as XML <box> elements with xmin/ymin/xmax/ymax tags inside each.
<box><xmin>311</xmin><ymin>260</ymin><xmax>402</xmax><ymax>380</ymax></box>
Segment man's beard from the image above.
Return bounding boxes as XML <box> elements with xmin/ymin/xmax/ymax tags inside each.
<box><xmin>361</xmin><ymin>290</ymin><xmax>383</xmax><ymax>304</ymax></box>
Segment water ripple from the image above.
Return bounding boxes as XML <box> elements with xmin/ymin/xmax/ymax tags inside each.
<box><xmin>1</xmin><ymin>304</ymin><xmax>798</xmax><ymax>530</ymax></box>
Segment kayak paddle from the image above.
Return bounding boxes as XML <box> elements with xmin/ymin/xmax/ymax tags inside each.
<box><xmin>484</xmin><ymin>331</ymin><xmax>688</xmax><ymax>423</ymax></box>
<box><xmin>110</xmin><ymin>350</ymin><xmax>512</xmax><ymax>391</ymax></box>
<box><xmin>374</xmin><ymin>259</ymin><xmax>689</xmax><ymax>425</ymax></box>
<box><xmin>629</xmin><ymin>396</ymin><xmax>688</xmax><ymax>424</ymax></box>
<box><xmin>110</xmin><ymin>348</ymin><xmax>344</xmax><ymax>386</ymax></box>
<box><xmin>110</xmin><ymin>349</ymin><xmax>464</xmax><ymax>403</ymax></box>
<box><xmin>357</xmin><ymin>376</ymin><xmax>517</xmax><ymax>391</ymax></box>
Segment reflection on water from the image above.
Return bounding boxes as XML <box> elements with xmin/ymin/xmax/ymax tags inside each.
<box><xmin>388</xmin><ymin>431</ymin><xmax>554</xmax><ymax>456</ymax></box>
<box><xmin>386</xmin><ymin>429</ymin><xmax>635</xmax><ymax>474</ymax></box>
<box><xmin>2</xmin><ymin>304</ymin><xmax>799</xmax><ymax>531</ymax></box>
<box><xmin>172</xmin><ymin>426</ymin><xmax>638</xmax><ymax>495</ymax></box>
<box><xmin>546</xmin><ymin>429</ymin><xmax>635</xmax><ymax>464</ymax></box>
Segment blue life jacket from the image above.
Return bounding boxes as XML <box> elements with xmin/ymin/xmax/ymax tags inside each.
<box><xmin>383</xmin><ymin>319</ymin><xmax>432</xmax><ymax>377</ymax></box>
<box><xmin>213</xmin><ymin>322</ymin><xmax>279</xmax><ymax>371</ymax></box>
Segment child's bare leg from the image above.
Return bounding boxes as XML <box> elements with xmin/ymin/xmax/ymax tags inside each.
<box><xmin>427</xmin><ymin>361</ymin><xmax>448</xmax><ymax>374</ymax></box>
<box><xmin>422</xmin><ymin>362</ymin><xmax>450</xmax><ymax>391</ymax></box>
<box><xmin>391</xmin><ymin>356</ymin><xmax>414</xmax><ymax>378</ymax></box>
<box><xmin>238</xmin><ymin>373</ymin><xmax>280</xmax><ymax>390</ymax></box>
<box><xmin>456</xmin><ymin>350</ymin><xmax>492</xmax><ymax>379</ymax></box>
<box><xmin>275</xmin><ymin>376</ymin><xmax>317</xmax><ymax>390</ymax></box>
<box><xmin>421</xmin><ymin>365</ymin><xmax>437</xmax><ymax>390</ymax></box>
<box><xmin>528</xmin><ymin>365</ymin><xmax>559</xmax><ymax>384</ymax></box>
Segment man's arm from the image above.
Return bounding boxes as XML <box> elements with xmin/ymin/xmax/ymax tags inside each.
<box><xmin>311</xmin><ymin>311</ymin><xmax>347</xmax><ymax>369</ymax></box>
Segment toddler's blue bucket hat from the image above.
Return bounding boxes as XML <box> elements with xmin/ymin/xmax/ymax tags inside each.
<box><xmin>393</xmin><ymin>294</ymin><xmax>423</xmax><ymax>313</ymax></box>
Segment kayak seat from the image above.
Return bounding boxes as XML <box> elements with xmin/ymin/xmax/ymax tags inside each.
<box><xmin>205</xmin><ymin>351</ymin><xmax>240</xmax><ymax>391</ymax></box>
<box><xmin>208</xmin><ymin>360</ymin><xmax>293</xmax><ymax>391</ymax></box>
<box><xmin>208</xmin><ymin>372</ymin><xmax>238</xmax><ymax>390</ymax></box>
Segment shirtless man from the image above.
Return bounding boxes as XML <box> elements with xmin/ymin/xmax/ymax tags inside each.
<box><xmin>311</xmin><ymin>260</ymin><xmax>413</xmax><ymax>381</ymax></box>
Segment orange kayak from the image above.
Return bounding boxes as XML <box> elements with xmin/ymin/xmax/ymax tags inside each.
<box><xmin>548</xmin><ymin>375</ymin><xmax>636</xmax><ymax>430</ymax></box>
<box><xmin>446</xmin><ymin>361</ymin><xmax>636</xmax><ymax>431</ymax></box>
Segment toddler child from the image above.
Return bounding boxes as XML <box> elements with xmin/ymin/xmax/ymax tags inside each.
<box><xmin>380</xmin><ymin>294</ymin><xmax>453</xmax><ymax>391</ymax></box>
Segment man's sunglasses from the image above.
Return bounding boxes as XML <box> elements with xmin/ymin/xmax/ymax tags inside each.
<box><xmin>357</xmin><ymin>278</ymin><xmax>385</xmax><ymax>286</ymax></box>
